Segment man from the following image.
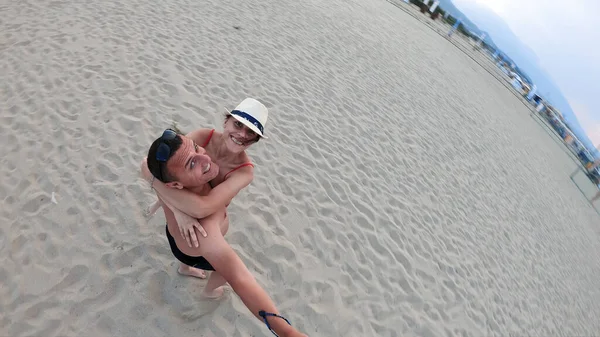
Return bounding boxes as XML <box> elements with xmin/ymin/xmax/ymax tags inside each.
<box><xmin>144</xmin><ymin>129</ymin><xmax>306</xmax><ymax>337</ymax></box>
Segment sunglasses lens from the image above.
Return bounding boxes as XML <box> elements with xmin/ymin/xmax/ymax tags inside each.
<box><xmin>162</xmin><ymin>129</ymin><xmax>177</xmax><ymax>140</ymax></box>
<box><xmin>156</xmin><ymin>129</ymin><xmax>178</xmax><ymax>162</ymax></box>
<box><xmin>155</xmin><ymin>129</ymin><xmax>178</xmax><ymax>182</ymax></box>
<box><xmin>156</xmin><ymin>143</ymin><xmax>171</xmax><ymax>162</ymax></box>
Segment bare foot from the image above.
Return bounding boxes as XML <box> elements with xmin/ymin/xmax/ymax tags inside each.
<box><xmin>178</xmin><ymin>264</ymin><xmax>206</xmax><ymax>279</ymax></box>
<box><xmin>202</xmin><ymin>286</ymin><xmax>225</xmax><ymax>299</ymax></box>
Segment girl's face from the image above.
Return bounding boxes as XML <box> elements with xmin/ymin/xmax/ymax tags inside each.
<box><xmin>222</xmin><ymin>116</ymin><xmax>260</xmax><ymax>153</ymax></box>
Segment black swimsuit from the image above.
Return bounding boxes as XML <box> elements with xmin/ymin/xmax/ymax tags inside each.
<box><xmin>165</xmin><ymin>224</ymin><xmax>215</xmax><ymax>271</ymax></box>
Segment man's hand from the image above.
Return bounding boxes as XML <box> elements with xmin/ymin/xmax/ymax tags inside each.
<box><xmin>172</xmin><ymin>209</ymin><xmax>208</xmax><ymax>247</ymax></box>
<box><xmin>285</xmin><ymin>330</ymin><xmax>308</xmax><ymax>337</ymax></box>
<box><xmin>268</xmin><ymin>319</ymin><xmax>308</xmax><ymax>337</ymax></box>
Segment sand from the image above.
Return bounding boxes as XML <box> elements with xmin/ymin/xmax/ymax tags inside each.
<box><xmin>2</xmin><ymin>0</ymin><xmax>600</xmax><ymax>336</ymax></box>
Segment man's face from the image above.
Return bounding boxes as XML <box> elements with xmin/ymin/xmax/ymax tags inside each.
<box><xmin>165</xmin><ymin>136</ymin><xmax>219</xmax><ymax>188</ymax></box>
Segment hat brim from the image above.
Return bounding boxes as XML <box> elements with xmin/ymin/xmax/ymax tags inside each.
<box><xmin>228</xmin><ymin>110</ymin><xmax>268</xmax><ymax>139</ymax></box>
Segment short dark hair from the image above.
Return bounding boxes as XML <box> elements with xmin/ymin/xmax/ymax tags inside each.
<box><xmin>223</xmin><ymin>112</ymin><xmax>261</xmax><ymax>143</ymax></box>
<box><xmin>147</xmin><ymin>131</ymin><xmax>184</xmax><ymax>183</ymax></box>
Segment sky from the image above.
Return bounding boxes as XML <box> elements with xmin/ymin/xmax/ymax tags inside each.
<box><xmin>453</xmin><ymin>0</ymin><xmax>600</xmax><ymax>149</ymax></box>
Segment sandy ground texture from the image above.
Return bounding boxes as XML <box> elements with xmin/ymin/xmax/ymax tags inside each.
<box><xmin>2</xmin><ymin>0</ymin><xmax>600</xmax><ymax>336</ymax></box>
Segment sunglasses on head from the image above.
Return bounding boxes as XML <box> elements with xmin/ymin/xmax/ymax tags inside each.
<box><xmin>156</xmin><ymin>128</ymin><xmax>177</xmax><ymax>182</ymax></box>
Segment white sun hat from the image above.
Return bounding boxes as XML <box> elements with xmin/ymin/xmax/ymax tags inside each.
<box><xmin>228</xmin><ymin>98</ymin><xmax>269</xmax><ymax>139</ymax></box>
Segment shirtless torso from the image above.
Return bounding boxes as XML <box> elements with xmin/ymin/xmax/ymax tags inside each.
<box><xmin>162</xmin><ymin>183</ymin><xmax>228</xmax><ymax>258</ymax></box>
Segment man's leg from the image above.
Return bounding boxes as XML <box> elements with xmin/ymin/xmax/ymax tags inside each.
<box><xmin>178</xmin><ymin>214</ymin><xmax>229</xmax><ymax>280</ymax></box>
<box><xmin>203</xmin><ymin>271</ymin><xmax>227</xmax><ymax>298</ymax></box>
<box><xmin>178</xmin><ymin>263</ymin><xmax>207</xmax><ymax>279</ymax></box>
<box><xmin>198</xmin><ymin>213</ymin><xmax>228</xmax><ymax>298</ymax></box>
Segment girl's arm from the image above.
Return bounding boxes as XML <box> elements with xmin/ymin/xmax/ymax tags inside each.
<box><xmin>162</xmin><ymin>197</ymin><xmax>208</xmax><ymax>247</ymax></box>
<box><xmin>141</xmin><ymin>157</ymin><xmax>253</xmax><ymax>218</ymax></box>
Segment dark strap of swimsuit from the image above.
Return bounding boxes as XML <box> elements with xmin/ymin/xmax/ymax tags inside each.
<box><xmin>258</xmin><ymin>310</ymin><xmax>292</xmax><ymax>336</ymax></box>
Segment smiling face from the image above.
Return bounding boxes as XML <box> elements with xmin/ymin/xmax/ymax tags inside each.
<box><xmin>222</xmin><ymin>116</ymin><xmax>260</xmax><ymax>153</ymax></box>
<box><xmin>164</xmin><ymin>136</ymin><xmax>219</xmax><ymax>189</ymax></box>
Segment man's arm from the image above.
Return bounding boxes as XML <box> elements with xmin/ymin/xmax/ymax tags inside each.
<box><xmin>147</xmin><ymin>163</ymin><xmax>253</xmax><ymax>218</ymax></box>
<box><xmin>196</xmin><ymin>218</ymin><xmax>306</xmax><ymax>337</ymax></box>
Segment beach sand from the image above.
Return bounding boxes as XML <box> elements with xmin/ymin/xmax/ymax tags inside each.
<box><xmin>2</xmin><ymin>0</ymin><xmax>600</xmax><ymax>336</ymax></box>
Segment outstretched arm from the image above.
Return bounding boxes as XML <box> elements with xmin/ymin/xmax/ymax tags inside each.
<box><xmin>197</xmin><ymin>219</ymin><xmax>307</xmax><ymax>337</ymax></box>
<box><xmin>140</xmin><ymin>157</ymin><xmax>253</xmax><ymax>218</ymax></box>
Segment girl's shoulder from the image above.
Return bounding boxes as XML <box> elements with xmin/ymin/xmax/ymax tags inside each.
<box><xmin>187</xmin><ymin>128</ymin><xmax>216</xmax><ymax>146</ymax></box>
